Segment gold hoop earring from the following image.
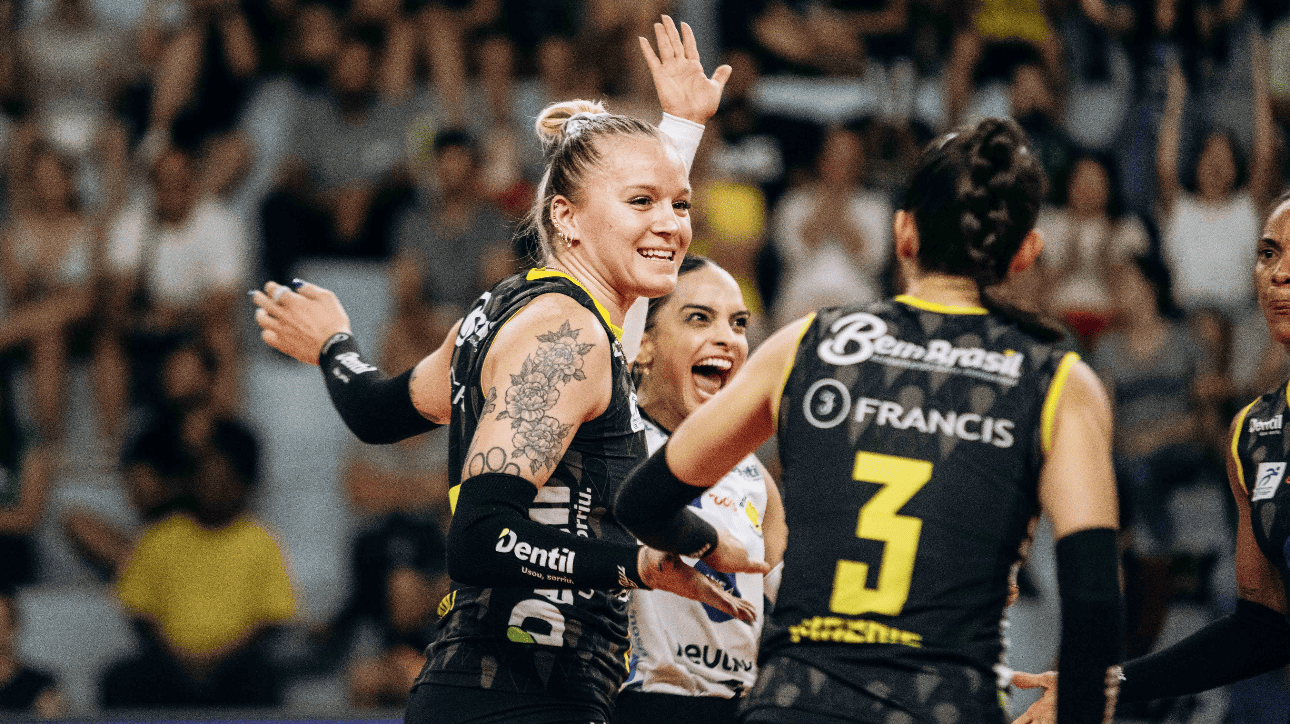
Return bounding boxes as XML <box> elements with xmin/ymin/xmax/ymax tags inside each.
<box><xmin>550</xmin><ymin>213</ymin><xmax>574</xmax><ymax>250</ymax></box>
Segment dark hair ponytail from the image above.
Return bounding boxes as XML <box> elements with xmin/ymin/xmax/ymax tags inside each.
<box><xmin>901</xmin><ymin>118</ymin><xmax>1063</xmax><ymax>342</ymax></box>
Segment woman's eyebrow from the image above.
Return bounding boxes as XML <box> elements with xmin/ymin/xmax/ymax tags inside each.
<box><xmin>679</xmin><ymin>303</ymin><xmax>715</xmax><ymax>315</ymax></box>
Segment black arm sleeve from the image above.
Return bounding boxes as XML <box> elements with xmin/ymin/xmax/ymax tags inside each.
<box><xmin>319</xmin><ymin>333</ymin><xmax>441</xmax><ymax>444</ymax></box>
<box><xmin>1055</xmin><ymin>527</ymin><xmax>1123</xmax><ymax>724</ymax></box>
<box><xmin>447</xmin><ymin>472</ymin><xmax>648</xmax><ymax>590</ymax></box>
<box><xmin>614</xmin><ymin>443</ymin><xmax>720</xmax><ymax>559</ymax></box>
<box><xmin>1118</xmin><ymin>598</ymin><xmax>1290</xmax><ymax>703</ymax></box>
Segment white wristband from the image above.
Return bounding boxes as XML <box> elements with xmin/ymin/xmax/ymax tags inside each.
<box><xmin>658</xmin><ymin>113</ymin><xmax>705</xmax><ymax>176</ymax></box>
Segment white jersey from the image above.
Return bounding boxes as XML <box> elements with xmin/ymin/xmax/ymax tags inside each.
<box><xmin>623</xmin><ymin>418</ymin><xmax>768</xmax><ymax>698</ymax></box>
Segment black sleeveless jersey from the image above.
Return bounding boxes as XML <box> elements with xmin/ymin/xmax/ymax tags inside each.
<box><xmin>757</xmin><ymin>296</ymin><xmax>1077</xmax><ymax>722</ymax></box>
<box><xmin>1232</xmin><ymin>381</ymin><xmax>1290</xmax><ymax>596</ymax></box>
<box><xmin>417</xmin><ymin>268</ymin><xmax>647</xmax><ymax>716</ymax></box>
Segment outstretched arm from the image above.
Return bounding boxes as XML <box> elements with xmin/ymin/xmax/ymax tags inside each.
<box><xmin>252</xmin><ymin>280</ymin><xmax>451</xmax><ymax>443</ymax></box>
<box><xmin>1013</xmin><ymin>398</ymin><xmax>1290</xmax><ymax>724</ymax></box>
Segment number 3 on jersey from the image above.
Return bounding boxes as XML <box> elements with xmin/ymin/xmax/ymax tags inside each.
<box><xmin>829</xmin><ymin>452</ymin><xmax>933</xmax><ymax>616</ymax></box>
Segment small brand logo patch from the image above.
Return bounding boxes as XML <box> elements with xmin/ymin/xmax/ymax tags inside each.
<box><xmin>1252</xmin><ymin>462</ymin><xmax>1287</xmax><ymax>501</ymax></box>
<box><xmin>1251</xmin><ymin>415</ymin><xmax>1284</xmax><ymax>436</ymax></box>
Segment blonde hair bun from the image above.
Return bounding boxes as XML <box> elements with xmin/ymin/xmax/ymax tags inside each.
<box><xmin>535</xmin><ymin>99</ymin><xmax>610</xmax><ymax>148</ymax></box>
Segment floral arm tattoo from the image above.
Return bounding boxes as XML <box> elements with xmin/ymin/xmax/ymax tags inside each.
<box><xmin>482</xmin><ymin>321</ymin><xmax>595</xmax><ymax>475</ymax></box>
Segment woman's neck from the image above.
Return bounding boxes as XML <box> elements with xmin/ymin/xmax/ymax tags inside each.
<box><xmin>543</xmin><ymin>256</ymin><xmax>632</xmax><ymax>328</ymax></box>
<box><xmin>637</xmin><ymin>383</ymin><xmax>683</xmax><ymax>435</ymax></box>
<box><xmin>901</xmin><ymin>272</ymin><xmax>982</xmax><ymax>309</ymax></box>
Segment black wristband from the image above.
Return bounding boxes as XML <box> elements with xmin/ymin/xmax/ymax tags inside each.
<box><xmin>614</xmin><ymin>443</ymin><xmax>719</xmax><ymax>559</ymax></box>
<box><xmin>449</xmin><ymin>473</ymin><xmax>648</xmax><ymax>590</ymax></box>
<box><xmin>1118</xmin><ymin>598</ymin><xmax>1290</xmax><ymax>703</ymax></box>
<box><xmin>319</xmin><ymin>333</ymin><xmax>441</xmax><ymax>444</ymax></box>
<box><xmin>1055</xmin><ymin>527</ymin><xmax>1123</xmax><ymax>724</ymax></box>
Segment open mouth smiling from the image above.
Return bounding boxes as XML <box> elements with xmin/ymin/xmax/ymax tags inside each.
<box><xmin>638</xmin><ymin>249</ymin><xmax>675</xmax><ymax>261</ymax></box>
<box><xmin>692</xmin><ymin>356</ymin><xmax>734</xmax><ymax>398</ymax></box>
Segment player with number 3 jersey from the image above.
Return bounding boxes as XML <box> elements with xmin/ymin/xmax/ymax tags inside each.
<box><xmin>616</xmin><ymin>118</ymin><xmax>1123</xmax><ymax>724</ymax></box>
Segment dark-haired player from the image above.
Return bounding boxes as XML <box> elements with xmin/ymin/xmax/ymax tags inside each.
<box><xmin>1012</xmin><ymin>194</ymin><xmax>1290</xmax><ymax>723</ymax></box>
<box><xmin>617</xmin><ymin>118</ymin><xmax>1123</xmax><ymax>724</ymax></box>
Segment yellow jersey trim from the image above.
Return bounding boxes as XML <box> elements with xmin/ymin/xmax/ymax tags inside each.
<box><xmin>894</xmin><ymin>294</ymin><xmax>988</xmax><ymax>315</ymax></box>
<box><xmin>527</xmin><ymin>268</ymin><xmax>623</xmax><ymax>340</ymax></box>
<box><xmin>1231</xmin><ymin>398</ymin><xmax>1260</xmax><ymax>493</ymax></box>
<box><xmin>1040</xmin><ymin>352</ymin><xmax>1081</xmax><ymax>454</ymax></box>
<box><xmin>448</xmin><ymin>483</ymin><xmax>461</xmax><ymax>515</ymax></box>
<box><xmin>771</xmin><ymin>313</ymin><xmax>817</xmax><ymax>433</ymax></box>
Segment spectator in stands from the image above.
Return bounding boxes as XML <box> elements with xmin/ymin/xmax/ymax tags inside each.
<box><xmin>260</xmin><ymin>23</ymin><xmax>416</xmax><ymax>280</ymax></box>
<box><xmin>1092</xmin><ymin>256</ymin><xmax>1221</xmax><ymax>657</ymax></box>
<box><xmin>1009</xmin><ymin>61</ymin><xmax>1077</xmax><ymax>192</ymax></box>
<box><xmin>333</xmin><ymin>513</ymin><xmax>448</xmax><ymax>707</ymax></box>
<box><xmin>1035</xmin><ymin>151</ymin><xmax>1150</xmax><ymax>345</ymax></box>
<box><xmin>1157</xmin><ymin>46</ymin><xmax>1275</xmax><ymax>316</ymax></box>
<box><xmin>0</xmin><ymin>362</ymin><xmax>51</xmax><ymax>595</ymax></box>
<box><xmin>393</xmin><ymin>129</ymin><xmax>513</xmax><ymax>318</ymax></box>
<box><xmin>20</xmin><ymin>0</ymin><xmax>129</xmax><ymax>164</ymax></box>
<box><xmin>702</xmin><ymin>51</ymin><xmax>788</xmax><ymax>195</ymax></box>
<box><xmin>63</xmin><ymin>338</ymin><xmax>227</xmax><ymax>577</ymax></box>
<box><xmin>769</xmin><ymin>122</ymin><xmax>892</xmax><ymax>326</ymax></box>
<box><xmin>101</xmin><ymin>414</ymin><xmax>297</xmax><ymax>709</ymax></box>
<box><xmin>133</xmin><ymin>0</ymin><xmax>258</xmax><ymax>154</ymax></box>
<box><xmin>347</xmin><ymin>0</ymin><xmax>417</xmax><ymax>102</ymax></box>
<box><xmin>0</xmin><ymin>142</ymin><xmax>101</xmax><ymax>443</ymax></box>
<box><xmin>285</xmin><ymin>1</ymin><xmax>341</xmax><ymax>95</ymax></box>
<box><xmin>717</xmin><ymin>0</ymin><xmax>883</xmax><ymax>76</ymax></box>
<box><xmin>99</xmin><ymin>144</ymin><xmax>247</xmax><ymax>429</ymax></box>
<box><xmin>0</xmin><ymin>591</ymin><xmax>65</xmax><ymax>719</ymax></box>
<box><xmin>944</xmin><ymin>0</ymin><xmax>1061</xmax><ymax>125</ymax></box>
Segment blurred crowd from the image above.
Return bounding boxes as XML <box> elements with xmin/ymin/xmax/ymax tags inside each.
<box><xmin>0</xmin><ymin>0</ymin><xmax>1288</xmax><ymax>718</ymax></box>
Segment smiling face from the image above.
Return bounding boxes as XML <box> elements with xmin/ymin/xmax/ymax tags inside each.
<box><xmin>560</xmin><ymin>134</ymin><xmax>693</xmax><ymax>301</ymax></box>
<box><xmin>636</xmin><ymin>264</ymin><xmax>750</xmax><ymax>431</ymax></box>
<box><xmin>1257</xmin><ymin>199</ymin><xmax>1290</xmax><ymax>346</ymax></box>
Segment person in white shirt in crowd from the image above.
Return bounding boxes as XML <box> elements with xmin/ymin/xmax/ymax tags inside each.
<box><xmin>1033</xmin><ymin>151</ymin><xmax>1149</xmax><ymax>346</ymax></box>
<box><xmin>615</xmin><ymin>255</ymin><xmax>786</xmax><ymax>724</ymax></box>
<box><xmin>1157</xmin><ymin>44</ymin><xmax>1276</xmax><ymax>317</ymax></box>
<box><xmin>100</xmin><ymin>143</ymin><xmax>249</xmax><ymax>428</ymax></box>
<box><xmin>770</xmin><ymin>122</ymin><xmax>892</xmax><ymax>327</ymax></box>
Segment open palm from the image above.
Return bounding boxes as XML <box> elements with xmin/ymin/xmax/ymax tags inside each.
<box><xmin>639</xmin><ymin>15</ymin><xmax>732</xmax><ymax>125</ymax></box>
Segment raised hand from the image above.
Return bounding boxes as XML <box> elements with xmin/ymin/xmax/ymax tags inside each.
<box><xmin>638</xmin><ymin>546</ymin><xmax>757</xmax><ymax>623</ymax></box>
<box><xmin>639</xmin><ymin>15</ymin><xmax>732</xmax><ymax>125</ymax></box>
<box><xmin>251</xmin><ymin>280</ymin><xmax>352</xmax><ymax>365</ymax></box>
<box><xmin>703</xmin><ymin>526</ymin><xmax>772</xmax><ymax>575</ymax></box>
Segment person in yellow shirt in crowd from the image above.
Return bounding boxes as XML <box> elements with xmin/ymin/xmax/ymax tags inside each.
<box><xmin>100</xmin><ymin>416</ymin><xmax>298</xmax><ymax>709</ymax></box>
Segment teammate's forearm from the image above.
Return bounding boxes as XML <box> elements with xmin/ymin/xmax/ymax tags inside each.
<box><xmin>319</xmin><ymin>333</ymin><xmax>441</xmax><ymax>444</ymax></box>
<box><xmin>615</xmin><ymin>444</ymin><xmax>719</xmax><ymax>558</ymax></box>
<box><xmin>1117</xmin><ymin>598</ymin><xmax>1290</xmax><ymax>703</ymax></box>
<box><xmin>1055</xmin><ymin>527</ymin><xmax>1123</xmax><ymax>723</ymax></box>
<box><xmin>448</xmin><ymin>473</ymin><xmax>647</xmax><ymax>590</ymax></box>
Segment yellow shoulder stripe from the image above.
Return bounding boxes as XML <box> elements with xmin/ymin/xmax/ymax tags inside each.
<box><xmin>527</xmin><ymin>268</ymin><xmax>623</xmax><ymax>340</ymax></box>
<box><xmin>894</xmin><ymin>294</ymin><xmax>988</xmax><ymax>315</ymax></box>
<box><xmin>771</xmin><ymin>313</ymin><xmax>817</xmax><ymax>433</ymax></box>
<box><xmin>448</xmin><ymin>483</ymin><xmax>461</xmax><ymax>515</ymax></box>
<box><xmin>1040</xmin><ymin>352</ymin><xmax>1081</xmax><ymax>455</ymax></box>
<box><xmin>1231</xmin><ymin>399</ymin><xmax>1260</xmax><ymax>493</ymax></box>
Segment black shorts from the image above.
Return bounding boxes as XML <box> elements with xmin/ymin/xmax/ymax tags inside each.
<box><xmin>405</xmin><ymin>682</ymin><xmax>608</xmax><ymax>724</ymax></box>
<box><xmin>611</xmin><ymin>689</ymin><xmax>740</xmax><ymax>724</ymax></box>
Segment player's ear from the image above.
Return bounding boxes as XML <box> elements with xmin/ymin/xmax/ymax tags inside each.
<box><xmin>1008</xmin><ymin>229</ymin><xmax>1044</xmax><ymax>276</ymax></box>
<box><xmin>893</xmin><ymin>210</ymin><xmax>919</xmax><ymax>260</ymax></box>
